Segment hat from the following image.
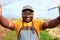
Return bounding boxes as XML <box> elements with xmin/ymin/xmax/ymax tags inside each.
<box><xmin>22</xmin><ymin>5</ymin><xmax>34</xmax><ymax>12</ymax></box>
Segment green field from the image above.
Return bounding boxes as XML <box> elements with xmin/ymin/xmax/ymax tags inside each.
<box><xmin>4</xmin><ymin>31</ymin><xmax>16</xmax><ymax>40</ymax></box>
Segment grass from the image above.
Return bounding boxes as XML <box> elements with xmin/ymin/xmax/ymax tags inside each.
<box><xmin>4</xmin><ymin>30</ymin><xmax>53</xmax><ymax>40</ymax></box>
<box><xmin>4</xmin><ymin>31</ymin><xmax>16</xmax><ymax>40</ymax></box>
<box><xmin>40</xmin><ymin>30</ymin><xmax>53</xmax><ymax>40</ymax></box>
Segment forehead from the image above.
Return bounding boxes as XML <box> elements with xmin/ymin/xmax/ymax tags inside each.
<box><xmin>22</xmin><ymin>9</ymin><xmax>34</xmax><ymax>12</ymax></box>
<box><xmin>22</xmin><ymin>10</ymin><xmax>34</xmax><ymax>14</ymax></box>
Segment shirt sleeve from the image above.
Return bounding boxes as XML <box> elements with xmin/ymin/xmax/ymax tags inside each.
<box><xmin>38</xmin><ymin>19</ymin><xmax>45</xmax><ymax>30</ymax></box>
<box><xmin>12</xmin><ymin>20</ymin><xmax>19</xmax><ymax>30</ymax></box>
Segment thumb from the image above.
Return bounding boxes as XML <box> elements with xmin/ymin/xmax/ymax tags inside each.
<box><xmin>0</xmin><ymin>4</ymin><xmax>2</xmax><ymax>16</ymax></box>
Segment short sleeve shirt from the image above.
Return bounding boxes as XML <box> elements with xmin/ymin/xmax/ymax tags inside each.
<box><xmin>12</xmin><ymin>19</ymin><xmax>45</xmax><ymax>39</ymax></box>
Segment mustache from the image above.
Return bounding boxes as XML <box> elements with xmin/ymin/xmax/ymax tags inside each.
<box><xmin>23</xmin><ymin>16</ymin><xmax>33</xmax><ymax>18</ymax></box>
<box><xmin>23</xmin><ymin>17</ymin><xmax>33</xmax><ymax>19</ymax></box>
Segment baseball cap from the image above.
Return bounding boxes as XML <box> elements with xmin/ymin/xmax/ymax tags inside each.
<box><xmin>22</xmin><ymin>5</ymin><xmax>34</xmax><ymax>12</ymax></box>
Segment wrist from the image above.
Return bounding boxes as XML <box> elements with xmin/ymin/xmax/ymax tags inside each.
<box><xmin>0</xmin><ymin>14</ymin><xmax>2</xmax><ymax>17</ymax></box>
<box><xmin>57</xmin><ymin>16</ymin><xmax>60</xmax><ymax>23</ymax></box>
<box><xmin>0</xmin><ymin>15</ymin><xmax>2</xmax><ymax>20</ymax></box>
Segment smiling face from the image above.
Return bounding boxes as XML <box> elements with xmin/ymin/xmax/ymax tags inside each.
<box><xmin>22</xmin><ymin>9</ymin><xmax>34</xmax><ymax>23</ymax></box>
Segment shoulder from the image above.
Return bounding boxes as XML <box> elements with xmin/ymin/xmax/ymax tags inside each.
<box><xmin>12</xmin><ymin>19</ymin><xmax>22</xmax><ymax>22</ymax></box>
<box><xmin>12</xmin><ymin>19</ymin><xmax>22</xmax><ymax>24</ymax></box>
<box><xmin>33</xmin><ymin>19</ymin><xmax>45</xmax><ymax>22</ymax></box>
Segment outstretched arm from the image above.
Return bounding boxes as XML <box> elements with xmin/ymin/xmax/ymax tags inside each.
<box><xmin>42</xmin><ymin>5</ymin><xmax>60</xmax><ymax>30</ymax></box>
<box><xmin>42</xmin><ymin>16</ymin><xmax>60</xmax><ymax>30</ymax></box>
<box><xmin>0</xmin><ymin>4</ymin><xmax>15</xmax><ymax>30</ymax></box>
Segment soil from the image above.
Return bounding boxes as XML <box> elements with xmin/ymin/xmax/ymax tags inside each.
<box><xmin>0</xmin><ymin>25</ymin><xmax>10</xmax><ymax>40</ymax></box>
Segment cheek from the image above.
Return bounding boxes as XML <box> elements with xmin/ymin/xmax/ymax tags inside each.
<box><xmin>22</xmin><ymin>15</ymin><xmax>33</xmax><ymax>19</ymax></box>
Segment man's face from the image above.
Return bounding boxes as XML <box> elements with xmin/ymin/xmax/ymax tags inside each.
<box><xmin>22</xmin><ymin>10</ymin><xmax>33</xmax><ymax>22</ymax></box>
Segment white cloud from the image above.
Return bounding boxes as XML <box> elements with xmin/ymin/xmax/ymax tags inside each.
<box><xmin>1</xmin><ymin>0</ymin><xmax>60</xmax><ymax>19</ymax></box>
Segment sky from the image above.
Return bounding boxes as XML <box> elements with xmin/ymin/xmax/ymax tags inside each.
<box><xmin>1</xmin><ymin>0</ymin><xmax>60</xmax><ymax>19</ymax></box>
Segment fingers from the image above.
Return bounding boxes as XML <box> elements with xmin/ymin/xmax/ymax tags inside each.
<box><xmin>58</xmin><ymin>5</ymin><xmax>60</xmax><ymax>8</ymax></box>
<box><xmin>0</xmin><ymin>4</ymin><xmax>2</xmax><ymax>10</ymax></box>
<box><xmin>58</xmin><ymin>5</ymin><xmax>60</xmax><ymax>15</ymax></box>
<box><xmin>0</xmin><ymin>4</ymin><xmax>2</xmax><ymax>16</ymax></box>
<box><xmin>0</xmin><ymin>4</ymin><xmax>2</xmax><ymax>9</ymax></box>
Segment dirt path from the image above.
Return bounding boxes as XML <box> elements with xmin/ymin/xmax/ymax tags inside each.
<box><xmin>0</xmin><ymin>25</ymin><xmax>10</xmax><ymax>40</ymax></box>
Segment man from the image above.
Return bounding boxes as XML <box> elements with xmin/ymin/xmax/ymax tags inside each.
<box><xmin>0</xmin><ymin>4</ymin><xmax>60</xmax><ymax>40</ymax></box>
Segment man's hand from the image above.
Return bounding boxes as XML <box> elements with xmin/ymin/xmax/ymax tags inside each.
<box><xmin>0</xmin><ymin>4</ymin><xmax>2</xmax><ymax>16</ymax></box>
<box><xmin>58</xmin><ymin>5</ymin><xmax>60</xmax><ymax>15</ymax></box>
<box><xmin>58</xmin><ymin>5</ymin><xmax>60</xmax><ymax>8</ymax></box>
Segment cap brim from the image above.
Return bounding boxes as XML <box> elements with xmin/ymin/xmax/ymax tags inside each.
<box><xmin>22</xmin><ymin>9</ymin><xmax>34</xmax><ymax>12</ymax></box>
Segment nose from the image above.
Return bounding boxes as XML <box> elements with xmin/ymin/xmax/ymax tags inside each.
<box><xmin>26</xmin><ymin>15</ymin><xmax>30</xmax><ymax>17</ymax></box>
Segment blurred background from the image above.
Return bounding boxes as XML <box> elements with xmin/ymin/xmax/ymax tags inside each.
<box><xmin>0</xmin><ymin>0</ymin><xmax>60</xmax><ymax>40</ymax></box>
<box><xmin>0</xmin><ymin>0</ymin><xmax>60</xmax><ymax>19</ymax></box>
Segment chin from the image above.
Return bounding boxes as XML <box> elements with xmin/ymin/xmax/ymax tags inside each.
<box><xmin>24</xmin><ymin>19</ymin><xmax>32</xmax><ymax>23</ymax></box>
<box><xmin>25</xmin><ymin>20</ymin><xmax>32</xmax><ymax>23</ymax></box>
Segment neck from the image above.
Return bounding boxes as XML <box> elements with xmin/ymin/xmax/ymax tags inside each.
<box><xmin>23</xmin><ymin>21</ymin><xmax>32</xmax><ymax>23</ymax></box>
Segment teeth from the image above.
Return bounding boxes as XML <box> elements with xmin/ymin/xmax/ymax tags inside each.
<box><xmin>26</xmin><ymin>18</ymin><xmax>30</xmax><ymax>19</ymax></box>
